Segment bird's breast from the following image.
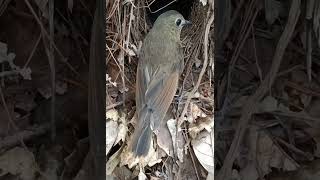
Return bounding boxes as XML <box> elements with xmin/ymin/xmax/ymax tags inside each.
<box><xmin>141</xmin><ymin>36</ymin><xmax>182</xmax><ymax>65</ymax></box>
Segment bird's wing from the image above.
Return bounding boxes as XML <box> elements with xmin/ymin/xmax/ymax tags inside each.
<box><xmin>135</xmin><ymin>63</ymin><xmax>147</xmax><ymax>112</ymax></box>
<box><xmin>144</xmin><ymin>64</ymin><xmax>180</xmax><ymax>130</ymax></box>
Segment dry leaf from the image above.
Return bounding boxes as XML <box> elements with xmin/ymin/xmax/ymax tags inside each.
<box><xmin>34</xmin><ymin>0</ymin><xmax>49</xmax><ymax>18</ymax></box>
<box><xmin>188</xmin><ymin>116</ymin><xmax>214</xmax><ymax>138</ymax></box>
<box><xmin>37</xmin><ymin>80</ymin><xmax>68</xmax><ymax>99</ymax></box>
<box><xmin>313</xmin><ymin>1</ymin><xmax>320</xmax><ymax>47</ymax></box>
<box><xmin>55</xmin><ymin>81</ymin><xmax>68</xmax><ymax>94</ymax></box>
<box><xmin>0</xmin><ymin>41</ymin><xmax>12</xmax><ymax>63</ymax></box>
<box><xmin>106</xmin><ymin>110</ymin><xmax>127</xmax><ymax>155</ymax></box>
<box><xmin>106</xmin><ymin>109</ymin><xmax>119</xmax><ymax>121</ymax></box>
<box><xmin>306</xmin><ymin>99</ymin><xmax>320</xmax><ymax>157</ymax></box>
<box><xmin>18</xmin><ymin>67</ymin><xmax>32</xmax><ymax>80</ymax></box>
<box><xmin>15</xmin><ymin>94</ymin><xmax>37</xmax><ymax>112</ymax></box>
<box><xmin>257</xmin><ymin>131</ymin><xmax>299</xmax><ymax>176</ymax></box>
<box><xmin>115</xmin><ymin>117</ymin><xmax>127</xmax><ymax>144</ymax></box>
<box><xmin>231</xmin><ymin>169</ymin><xmax>242</xmax><ymax>180</ymax></box>
<box><xmin>127</xmin><ymin>48</ymin><xmax>136</xmax><ymax>57</ymax></box>
<box><xmin>0</xmin><ymin>147</ymin><xmax>36</xmax><ymax>180</ymax></box>
<box><xmin>177</xmin><ymin>154</ymin><xmax>200</xmax><ymax>180</ymax></box>
<box><xmin>106</xmin><ymin>120</ymin><xmax>119</xmax><ymax>156</ymax></box>
<box><xmin>106</xmin><ymin>148</ymin><xmax>121</xmax><ymax>175</ymax></box>
<box><xmin>199</xmin><ymin>0</ymin><xmax>207</xmax><ymax>6</ymax></box>
<box><xmin>167</xmin><ymin>119</ymin><xmax>184</xmax><ymax>162</ymax></box>
<box><xmin>207</xmin><ymin>172</ymin><xmax>214</xmax><ymax>180</ymax></box>
<box><xmin>187</xmin><ymin>102</ymin><xmax>207</xmax><ymax>123</ymax></box>
<box><xmin>265</xmin><ymin>0</ymin><xmax>282</xmax><ymax>25</ymax></box>
<box><xmin>68</xmin><ymin>0</ymin><xmax>73</xmax><ymax>13</ymax></box>
<box><xmin>269</xmin><ymin>159</ymin><xmax>320</xmax><ymax>180</ymax></box>
<box><xmin>38</xmin><ymin>146</ymin><xmax>62</xmax><ymax>180</ymax></box>
<box><xmin>257</xmin><ymin>95</ymin><xmax>279</xmax><ymax>113</ymax></box>
<box><xmin>191</xmin><ymin>130</ymin><xmax>214</xmax><ymax>173</ymax></box>
<box><xmin>112</xmin><ymin>166</ymin><xmax>132</xmax><ymax>180</ymax></box>
<box><xmin>139</xmin><ymin>168</ymin><xmax>147</xmax><ymax>180</ymax></box>
<box><xmin>239</xmin><ymin>126</ymin><xmax>260</xmax><ymax>180</ymax></box>
<box><xmin>155</xmin><ymin>120</ymin><xmax>174</xmax><ymax>157</ymax></box>
<box><xmin>239</xmin><ymin>163</ymin><xmax>259</xmax><ymax>180</ymax></box>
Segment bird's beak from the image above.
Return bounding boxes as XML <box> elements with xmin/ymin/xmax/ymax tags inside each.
<box><xmin>182</xmin><ymin>20</ymin><xmax>192</xmax><ymax>27</ymax></box>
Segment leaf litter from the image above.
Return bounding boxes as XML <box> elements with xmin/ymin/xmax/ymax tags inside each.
<box><xmin>0</xmin><ymin>0</ymin><xmax>95</xmax><ymax>179</ymax></box>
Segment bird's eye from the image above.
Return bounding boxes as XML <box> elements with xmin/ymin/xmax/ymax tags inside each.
<box><xmin>176</xmin><ymin>19</ymin><xmax>182</xmax><ymax>26</ymax></box>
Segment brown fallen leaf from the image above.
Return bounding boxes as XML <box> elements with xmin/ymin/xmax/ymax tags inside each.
<box><xmin>0</xmin><ymin>147</ymin><xmax>36</xmax><ymax>180</ymax></box>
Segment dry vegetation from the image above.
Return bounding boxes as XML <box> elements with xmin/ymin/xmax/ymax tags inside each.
<box><xmin>106</xmin><ymin>0</ymin><xmax>214</xmax><ymax>179</ymax></box>
<box><xmin>1</xmin><ymin>0</ymin><xmax>320</xmax><ymax>179</ymax></box>
<box><xmin>0</xmin><ymin>0</ymin><xmax>94</xmax><ymax>179</ymax></box>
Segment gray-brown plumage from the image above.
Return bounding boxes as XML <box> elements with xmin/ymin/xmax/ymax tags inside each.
<box><xmin>131</xmin><ymin>10</ymin><xmax>191</xmax><ymax>156</ymax></box>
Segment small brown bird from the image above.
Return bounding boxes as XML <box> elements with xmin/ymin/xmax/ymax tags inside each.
<box><xmin>131</xmin><ymin>10</ymin><xmax>191</xmax><ymax>156</ymax></box>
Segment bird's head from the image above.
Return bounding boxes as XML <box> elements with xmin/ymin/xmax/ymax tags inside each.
<box><xmin>151</xmin><ymin>10</ymin><xmax>191</xmax><ymax>41</ymax></box>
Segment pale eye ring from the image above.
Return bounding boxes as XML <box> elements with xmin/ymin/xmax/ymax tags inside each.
<box><xmin>176</xmin><ymin>19</ymin><xmax>182</xmax><ymax>26</ymax></box>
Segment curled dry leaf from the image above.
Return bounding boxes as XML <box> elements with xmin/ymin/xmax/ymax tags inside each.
<box><xmin>188</xmin><ymin>116</ymin><xmax>214</xmax><ymax>139</ymax></box>
<box><xmin>206</xmin><ymin>172</ymin><xmax>214</xmax><ymax>180</ymax></box>
<box><xmin>116</xmin><ymin>118</ymin><xmax>128</xmax><ymax>144</ymax></box>
<box><xmin>112</xmin><ymin>166</ymin><xmax>133</xmax><ymax>180</ymax></box>
<box><xmin>265</xmin><ymin>0</ymin><xmax>282</xmax><ymax>25</ymax></box>
<box><xmin>34</xmin><ymin>0</ymin><xmax>49</xmax><ymax>18</ymax></box>
<box><xmin>239</xmin><ymin>163</ymin><xmax>259</xmax><ymax>180</ymax></box>
<box><xmin>234</xmin><ymin>95</ymin><xmax>291</xmax><ymax>114</ymax></box>
<box><xmin>127</xmin><ymin>48</ymin><xmax>136</xmax><ymax>57</ymax></box>
<box><xmin>106</xmin><ymin>109</ymin><xmax>128</xmax><ymax>155</ymax></box>
<box><xmin>18</xmin><ymin>67</ymin><xmax>32</xmax><ymax>80</ymax></box>
<box><xmin>37</xmin><ymin>80</ymin><xmax>68</xmax><ymax>99</ymax></box>
<box><xmin>313</xmin><ymin>1</ymin><xmax>320</xmax><ymax>47</ymax></box>
<box><xmin>55</xmin><ymin>81</ymin><xmax>68</xmax><ymax>94</ymax></box>
<box><xmin>106</xmin><ymin>109</ymin><xmax>120</xmax><ymax>121</ymax></box>
<box><xmin>0</xmin><ymin>147</ymin><xmax>36</xmax><ymax>180</ymax></box>
<box><xmin>187</xmin><ymin>102</ymin><xmax>207</xmax><ymax>123</ymax></box>
<box><xmin>0</xmin><ymin>42</ymin><xmax>32</xmax><ymax>80</ymax></box>
<box><xmin>106</xmin><ymin>148</ymin><xmax>121</xmax><ymax>175</ymax></box>
<box><xmin>68</xmin><ymin>0</ymin><xmax>73</xmax><ymax>13</ymax></box>
<box><xmin>231</xmin><ymin>169</ymin><xmax>242</xmax><ymax>180</ymax></box>
<box><xmin>0</xmin><ymin>42</ymin><xmax>14</xmax><ymax>63</ymax></box>
<box><xmin>167</xmin><ymin>119</ymin><xmax>185</xmax><ymax>162</ymax></box>
<box><xmin>139</xmin><ymin>167</ymin><xmax>147</xmax><ymax>180</ymax></box>
<box><xmin>191</xmin><ymin>130</ymin><xmax>214</xmax><ymax>174</ymax></box>
<box><xmin>177</xmin><ymin>153</ymin><xmax>200</xmax><ymax>180</ymax></box>
<box><xmin>199</xmin><ymin>0</ymin><xmax>207</xmax><ymax>6</ymax></box>
<box><xmin>126</xmin><ymin>42</ymin><xmax>139</xmax><ymax>57</ymax></box>
<box><xmin>305</xmin><ymin>99</ymin><xmax>320</xmax><ymax>157</ymax></box>
<box><xmin>106</xmin><ymin>120</ymin><xmax>118</xmax><ymax>156</ymax></box>
<box><xmin>15</xmin><ymin>93</ymin><xmax>36</xmax><ymax>112</ymax></box>
<box><xmin>155</xmin><ymin>121</ymin><xmax>174</xmax><ymax>157</ymax></box>
<box><xmin>256</xmin><ymin>131</ymin><xmax>299</xmax><ymax>176</ymax></box>
<box><xmin>106</xmin><ymin>74</ymin><xmax>117</xmax><ymax>87</ymax></box>
<box><xmin>268</xmin><ymin>159</ymin><xmax>320</xmax><ymax>180</ymax></box>
<box><xmin>256</xmin><ymin>95</ymin><xmax>280</xmax><ymax>113</ymax></box>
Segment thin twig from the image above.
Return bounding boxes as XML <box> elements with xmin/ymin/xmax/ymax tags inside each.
<box><xmin>106</xmin><ymin>101</ymin><xmax>124</xmax><ymax>110</ymax></box>
<box><xmin>24</xmin><ymin>0</ymin><xmax>79</xmax><ymax>76</ymax></box>
<box><xmin>23</xmin><ymin>33</ymin><xmax>41</xmax><ymax>69</ymax></box>
<box><xmin>0</xmin><ymin>86</ymin><xmax>50</xmax><ymax>179</ymax></box>
<box><xmin>148</xmin><ymin>0</ymin><xmax>176</xmax><ymax>14</ymax></box>
<box><xmin>188</xmin><ymin>148</ymin><xmax>201</xmax><ymax>180</ymax></box>
<box><xmin>216</xmin><ymin>0</ymin><xmax>301</xmax><ymax>179</ymax></box>
<box><xmin>0</xmin><ymin>124</ymin><xmax>50</xmax><ymax>150</ymax></box>
<box><xmin>178</xmin><ymin>7</ymin><xmax>214</xmax><ymax>126</ymax></box>
<box><xmin>251</xmin><ymin>26</ymin><xmax>263</xmax><ymax>83</ymax></box>
<box><xmin>48</xmin><ymin>0</ymin><xmax>56</xmax><ymax>141</ymax></box>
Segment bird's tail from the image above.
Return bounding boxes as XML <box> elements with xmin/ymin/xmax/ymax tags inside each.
<box><xmin>131</xmin><ymin>107</ymin><xmax>152</xmax><ymax>156</ymax></box>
